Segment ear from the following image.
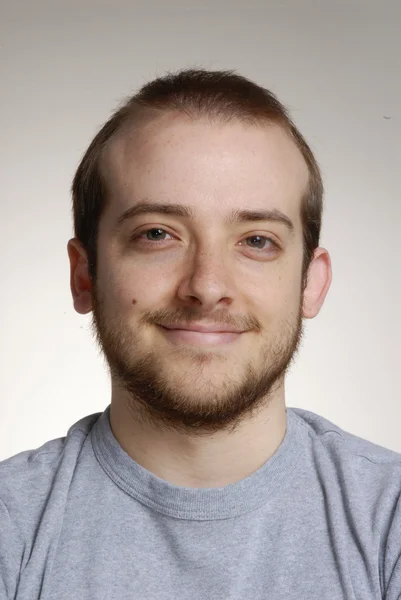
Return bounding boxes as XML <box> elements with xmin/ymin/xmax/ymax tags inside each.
<box><xmin>302</xmin><ymin>247</ymin><xmax>332</xmax><ymax>319</ymax></box>
<box><xmin>67</xmin><ymin>238</ymin><xmax>93</xmax><ymax>315</ymax></box>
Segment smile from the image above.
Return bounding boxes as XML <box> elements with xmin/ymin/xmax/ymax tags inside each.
<box><xmin>159</xmin><ymin>326</ymin><xmax>243</xmax><ymax>346</ymax></box>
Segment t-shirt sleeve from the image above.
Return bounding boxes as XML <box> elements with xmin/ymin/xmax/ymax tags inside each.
<box><xmin>0</xmin><ymin>497</ymin><xmax>24</xmax><ymax>600</ymax></box>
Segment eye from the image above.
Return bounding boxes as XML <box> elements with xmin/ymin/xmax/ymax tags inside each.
<box><xmin>240</xmin><ymin>235</ymin><xmax>280</xmax><ymax>253</ymax></box>
<box><xmin>131</xmin><ymin>228</ymin><xmax>173</xmax><ymax>243</ymax></box>
<box><xmin>130</xmin><ymin>229</ymin><xmax>280</xmax><ymax>255</ymax></box>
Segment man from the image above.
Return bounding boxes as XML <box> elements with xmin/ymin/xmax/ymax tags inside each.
<box><xmin>1</xmin><ymin>68</ymin><xmax>400</xmax><ymax>600</ymax></box>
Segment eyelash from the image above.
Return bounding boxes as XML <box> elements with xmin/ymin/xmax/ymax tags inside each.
<box><xmin>130</xmin><ymin>228</ymin><xmax>281</xmax><ymax>254</ymax></box>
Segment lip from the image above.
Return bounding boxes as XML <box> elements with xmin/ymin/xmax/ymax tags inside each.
<box><xmin>159</xmin><ymin>326</ymin><xmax>244</xmax><ymax>346</ymax></box>
<box><xmin>161</xmin><ymin>323</ymin><xmax>245</xmax><ymax>334</ymax></box>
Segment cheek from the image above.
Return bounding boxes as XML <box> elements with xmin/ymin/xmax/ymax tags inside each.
<box><xmin>114</xmin><ymin>269</ymin><xmax>172</xmax><ymax>312</ymax></box>
<box><xmin>96</xmin><ymin>263</ymin><xmax>133</xmax><ymax>314</ymax></box>
<box><xmin>250</xmin><ymin>277</ymin><xmax>301</xmax><ymax>326</ymax></box>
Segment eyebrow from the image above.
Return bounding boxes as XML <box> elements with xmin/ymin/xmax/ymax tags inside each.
<box><xmin>114</xmin><ymin>201</ymin><xmax>294</xmax><ymax>232</ymax></box>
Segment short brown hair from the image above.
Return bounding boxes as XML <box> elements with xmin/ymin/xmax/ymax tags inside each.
<box><xmin>71</xmin><ymin>68</ymin><xmax>323</xmax><ymax>290</ymax></box>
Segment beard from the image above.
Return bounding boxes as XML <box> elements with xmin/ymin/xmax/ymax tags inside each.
<box><xmin>90</xmin><ymin>283</ymin><xmax>305</xmax><ymax>437</ymax></box>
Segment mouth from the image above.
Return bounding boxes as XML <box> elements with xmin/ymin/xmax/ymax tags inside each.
<box><xmin>158</xmin><ymin>326</ymin><xmax>243</xmax><ymax>347</ymax></box>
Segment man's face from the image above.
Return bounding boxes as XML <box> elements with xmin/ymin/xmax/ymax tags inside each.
<box><xmin>91</xmin><ymin>115</ymin><xmax>309</xmax><ymax>435</ymax></box>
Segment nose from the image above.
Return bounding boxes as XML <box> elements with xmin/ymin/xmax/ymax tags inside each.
<box><xmin>175</xmin><ymin>249</ymin><xmax>235</xmax><ymax>311</ymax></box>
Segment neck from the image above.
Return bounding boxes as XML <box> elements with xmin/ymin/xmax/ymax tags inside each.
<box><xmin>109</xmin><ymin>388</ymin><xmax>287</xmax><ymax>489</ymax></box>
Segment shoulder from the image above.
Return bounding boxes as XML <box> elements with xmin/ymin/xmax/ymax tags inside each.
<box><xmin>0</xmin><ymin>411</ymin><xmax>102</xmax><ymax>535</ymax></box>
<box><xmin>288</xmin><ymin>406</ymin><xmax>401</xmax><ymax>492</ymax></box>
<box><xmin>289</xmin><ymin>406</ymin><xmax>401</xmax><ymax>468</ymax></box>
<box><xmin>288</xmin><ymin>407</ymin><xmax>401</xmax><ymax>575</ymax></box>
<box><xmin>0</xmin><ymin>410</ymin><xmax>102</xmax><ymax>597</ymax></box>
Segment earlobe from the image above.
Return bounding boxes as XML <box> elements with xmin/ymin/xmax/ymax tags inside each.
<box><xmin>302</xmin><ymin>248</ymin><xmax>332</xmax><ymax>319</ymax></box>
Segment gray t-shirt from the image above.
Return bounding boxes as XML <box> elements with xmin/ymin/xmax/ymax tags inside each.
<box><xmin>1</xmin><ymin>405</ymin><xmax>400</xmax><ymax>599</ymax></box>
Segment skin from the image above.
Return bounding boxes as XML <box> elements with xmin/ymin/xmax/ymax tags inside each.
<box><xmin>67</xmin><ymin>113</ymin><xmax>332</xmax><ymax>488</ymax></box>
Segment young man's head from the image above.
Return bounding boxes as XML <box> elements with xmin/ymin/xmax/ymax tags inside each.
<box><xmin>68</xmin><ymin>69</ymin><xmax>331</xmax><ymax>436</ymax></box>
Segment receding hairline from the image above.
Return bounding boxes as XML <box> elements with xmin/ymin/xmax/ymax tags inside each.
<box><xmin>99</xmin><ymin>107</ymin><xmax>311</xmax><ymax>199</ymax></box>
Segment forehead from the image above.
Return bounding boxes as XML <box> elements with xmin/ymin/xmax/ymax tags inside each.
<box><xmin>101</xmin><ymin>114</ymin><xmax>309</xmax><ymax>227</ymax></box>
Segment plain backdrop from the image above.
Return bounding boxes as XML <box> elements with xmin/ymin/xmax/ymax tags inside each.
<box><xmin>0</xmin><ymin>0</ymin><xmax>400</xmax><ymax>460</ymax></box>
